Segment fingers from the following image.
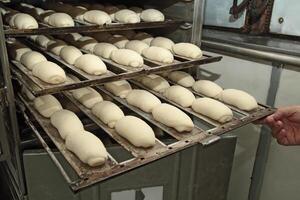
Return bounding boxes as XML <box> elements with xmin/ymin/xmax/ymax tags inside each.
<box><xmin>273</xmin><ymin>107</ymin><xmax>296</xmax><ymax>121</ymax></box>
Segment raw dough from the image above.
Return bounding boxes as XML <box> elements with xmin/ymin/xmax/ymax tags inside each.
<box><xmin>126</xmin><ymin>89</ymin><xmax>161</xmax><ymax>113</ymax></box>
<box><xmin>13</xmin><ymin>13</ymin><xmax>38</xmax><ymax>29</ymax></box>
<box><xmin>110</xmin><ymin>49</ymin><xmax>144</xmax><ymax>67</ymax></box>
<box><xmin>91</xmin><ymin>101</ymin><xmax>124</xmax><ymax>128</ymax></box>
<box><xmin>48</xmin><ymin>13</ymin><xmax>74</xmax><ymax>27</ymax></box>
<box><xmin>192</xmin><ymin>80</ymin><xmax>223</xmax><ymax>98</ymax></box>
<box><xmin>129</xmin><ymin>7</ymin><xmax>143</xmax><ymax>16</ymax></box>
<box><xmin>139</xmin><ymin>74</ymin><xmax>170</xmax><ymax>93</ymax></box>
<box><xmin>34</xmin><ymin>95</ymin><xmax>62</xmax><ymax>118</ymax></box>
<box><xmin>74</xmin><ymin>54</ymin><xmax>107</xmax><ymax>75</ymax></box>
<box><xmin>93</xmin><ymin>43</ymin><xmax>118</xmax><ymax>59</ymax></box>
<box><xmin>114</xmin><ymin>9</ymin><xmax>140</xmax><ymax>23</ymax></box>
<box><xmin>168</xmin><ymin>71</ymin><xmax>195</xmax><ymax>87</ymax></box>
<box><xmin>72</xmin><ymin>87</ymin><xmax>103</xmax><ymax>108</ymax></box>
<box><xmin>172</xmin><ymin>43</ymin><xmax>202</xmax><ymax>59</ymax></box>
<box><xmin>152</xmin><ymin>103</ymin><xmax>194</xmax><ymax>132</ymax></box>
<box><xmin>21</xmin><ymin>86</ymin><xmax>35</xmax><ymax>101</ymax></box>
<box><xmin>150</xmin><ymin>37</ymin><xmax>174</xmax><ymax>52</ymax></box>
<box><xmin>60</xmin><ymin>46</ymin><xmax>83</xmax><ymax>65</ymax></box>
<box><xmin>20</xmin><ymin>51</ymin><xmax>47</xmax><ymax>70</ymax></box>
<box><xmin>75</xmin><ymin>36</ymin><xmax>97</xmax><ymax>52</ymax></box>
<box><xmin>142</xmin><ymin>46</ymin><xmax>174</xmax><ymax>64</ymax></box>
<box><xmin>108</xmin><ymin>35</ymin><xmax>129</xmax><ymax>49</ymax></box>
<box><xmin>115</xmin><ymin>116</ymin><xmax>155</xmax><ymax>148</ymax></box>
<box><xmin>163</xmin><ymin>85</ymin><xmax>195</xmax><ymax>108</ymax></box>
<box><xmin>47</xmin><ymin>40</ymin><xmax>66</xmax><ymax>55</ymax></box>
<box><xmin>32</xmin><ymin>61</ymin><xmax>66</xmax><ymax>84</ymax></box>
<box><xmin>83</xmin><ymin>10</ymin><xmax>111</xmax><ymax>25</ymax></box>
<box><xmin>192</xmin><ymin>97</ymin><xmax>233</xmax><ymax>123</ymax></box>
<box><xmin>104</xmin><ymin>80</ymin><xmax>132</xmax><ymax>98</ymax></box>
<box><xmin>36</xmin><ymin>35</ymin><xmax>52</xmax><ymax>48</ymax></box>
<box><xmin>65</xmin><ymin>130</ymin><xmax>108</xmax><ymax>166</ymax></box>
<box><xmin>125</xmin><ymin>40</ymin><xmax>149</xmax><ymax>54</ymax></box>
<box><xmin>219</xmin><ymin>89</ymin><xmax>258</xmax><ymax>111</ymax></box>
<box><xmin>140</xmin><ymin>9</ymin><xmax>164</xmax><ymax>22</ymax></box>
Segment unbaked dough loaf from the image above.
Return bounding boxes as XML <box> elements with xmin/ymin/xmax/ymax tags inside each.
<box><xmin>168</xmin><ymin>71</ymin><xmax>195</xmax><ymax>87</ymax></box>
<box><xmin>60</xmin><ymin>46</ymin><xmax>83</xmax><ymax>65</ymax></box>
<box><xmin>142</xmin><ymin>46</ymin><xmax>174</xmax><ymax>64</ymax></box>
<box><xmin>139</xmin><ymin>74</ymin><xmax>170</xmax><ymax>93</ymax></box>
<box><xmin>83</xmin><ymin>10</ymin><xmax>111</xmax><ymax>25</ymax></box>
<box><xmin>91</xmin><ymin>101</ymin><xmax>124</xmax><ymax>128</ymax></box>
<box><xmin>104</xmin><ymin>80</ymin><xmax>132</xmax><ymax>98</ymax></box>
<box><xmin>34</xmin><ymin>95</ymin><xmax>63</xmax><ymax>118</ymax></box>
<box><xmin>74</xmin><ymin>54</ymin><xmax>107</xmax><ymax>75</ymax></box>
<box><xmin>150</xmin><ymin>37</ymin><xmax>174</xmax><ymax>52</ymax></box>
<box><xmin>114</xmin><ymin>9</ymin><xmax>140</xmax><ymax>23</ymax></box>
<box><xmin>107</xmin><ymin>35</ymin><xmax>129</xmax><ymax>49</ymax></box>
<box><xmin>125</xmin><ymin>40</ymin><xmax>149</xmax><ymax>54</ymax></box>
<box><xmin>32</xmin><ymin>61</ymin><xmax>66</xmax><ymax>84</ymax></box>
<box><xmin>172</xmin><ymin>43</ymin><xmax>202</xmax><ymax>59</ymax></box>
<box><xmin>126</xmin><ymin>89</ymin><xmax>161</xmax><ymax>113</ymax></box>
<box><xmin>50</xmin><ymin>109</ymin><xmax>84</xmax><ymax>139</ymax></box>
<box><xmin>152</xmin><ymin>103</ymin><xmax>194</xmax><ymax>132</ymax></box>
<box><xmin>72</xmin><ymin>87</ymin><xmax>103</xmax><ymax>108</ymax></box>
<box><xmin>110</xmin><ymin>49</ymin><xmax>144</xmax><ymax>67</ymax></box>
<box><xmin>140</xmin><ymin>9</ymin><xmax>164</xmax><ymax>22</ymax></box>
<box><xmin>163</xmin><ymin>85</ymin><xmax>195</xmax><ymax>108</ymax></box>
<box><xmin>133</xmin><ymin>32</ymin><xmax>153</xmax><ymax>45</ymax></box>
<box><xmin>65</xmin><ymin>130</ymin><xmax>108</xmax><ymax>166</ymax></box>
<box><xmin>48</xmin><ymin>13</ymin><xmax>74</xmax><ymax>27</ymax></box>
<box><xmin>21</xmin><ymin>86</ymin><xmax>35</xmax><ymax>101</ymax></box>
<box><xmin>47</xmin><ymin>39</ymin><xmax>66</xmax><ymax>55</ymax></box>
<box><xmin>93</xmin><ymin>43</ymin><xmax>118</xmax><ymax>59</ymax></box>
<box><xmin>13</xmin><ymin>13</ymin><xmax>38</xmax><ymax>29</ymax></box>
<box><xmin>74</xmin><ymin>36</ymin><xmax>97</xmax><ymax>52</ymax></box>
<box><xmin>20</xmin><ymin>51</ymin><xmax>47</xmax><ymax>70</ymax></box>
<box><xmin>115</xmin><ymin>116</ymin><xmax>155</xmax><ymax>148</ymax></box>
<box><xmin>13</xmin><ymin>47</ymin><xmax>32</xmax><ymax>61</ymax></box>
<box><xmin>192</xmin><ymin>98</ymin><xmax>233</xmax><ymax>123</ymax></box>
<box><xmin>36</xmin><ymin>35</ymin><xmax>51</xmax><ymax>48</ymax></box>
<box><xmin>192</xmin><ymin>80</ymin><xmax>223</xmax><ymax>98</ymax></box>
<box><xmin>219</xmin><ymin>89</ymin><xmax>258</xmax><ymax>111</ymax></box>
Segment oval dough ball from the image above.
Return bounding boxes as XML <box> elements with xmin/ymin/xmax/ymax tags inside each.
<box><xmin>21</xmin><ymin>86</ymin><xmax>35</xmax><ymax>101</ymax></box>
<box><xmin>20</xmin><ymin>51</ymin><xmax>47</xmax><ymax>70</ymax></box>
<box><xmin>83</xmin><ymin>10</ymin><xmax>111</xmax><ymax>25</ymax></box>
<box><xmin>47</xmin><ymin>39</ymin><xmax>66</xmax><ymax>55</ymax></box>
<box><xmin>125</xmin><ymin>40</ymin><xmax>149</xmax><ymax>54</ymax></box>
<box><xmin>126</xmin><ymin>89</ymin><xmax>161</xmax><ymax>113</ymax></box>
<box><xmin>13</xmin><ymin>13</ymin><xmax>38</xmax><ymax>29</ymax></box>
<box><xmin>72</xmin><ymin>87</ymin><xmax>103</xmax><ymax>108</ymax></box>
<box><xmin>192</xmin><ymin>80</ymin><xmax>223</xmax><ymax>98</ymax></box>
<box><xmin>32</xmin><ymin>61</ymin><xmax>66</xmax><ymax>84</ymax></box>
<box><xmin>142</xmin><ymin>46</ymin><xmax>174</xmax><ymax>64</ymax></box>
<box><xmin>50</xmin><ymin>109</ymin><xmax>84</xmax><ymax>139</ymax></box>
<box><xmin>152</xmin><ymin>103</ymin><xmax>194</xmax><ymax>132</ymax></box>
<box><xmin>34</xmin><ymin>95</ymin><xmax>63</xmax><ymax>118</ymax></box>
<box><xmin>74</xmin><ymin>36</ymin><xmax>98</xmax><ymax>52</ymax></box>
<box><xmin>65</xmin><ymin>130</ymin><xmax>108</xmax><ymax>166</ymax></box>
<box><xmin>168</xmin><ymin>71</ymin><xmax>195</xmax><ymax>87</ymax></box>
<box><xmin>163</xmin><ymin>85</ymin><xmax>195</xmax><ymax>108</ymax></box>
<box><xmin>74</xmin><ymin>54</ymin><xmax>107</xmax><ymax>75</ymax></box>
<box><xmin>150</xmin><ymin>37</ymin><xmax>174</xmax><ymax>52</ymax></box>
<box><xmin>192</xmin><ymin>98</ymin><xmax>233</xmax><ymax>123</ymax></box>
<box><xmin>13</xmin><ymin>47</ymin><xmax>32</xmax><ymax>61</ymax></box>
<box><xmin>173</xmin><ymin>43</ymin><xmax>202</xmax><ymax>59</ymax></box>
<box><xmin>140</xmin><ymin>9</ymin><xmax>164</xmax><ymax>22</ymax></box>
<box><xmin>115</xmin><ymin>116</ymin><xmax>155</xmax><ymax>148</ymax></box>
<box><xmin>36</xmin><ymin>35</ymin><xmax>51</xmax><ymax>48</ymax></box>
<box><xmin>104</xmin><ymin>80</ymin><xmax>132</xmax><ymax>98</ymax></box>
<box><xmin>114</xmin><ymin>9</ymin><xmax>140</xmax><ymax>23</ymax></box>
<box><xmin>219</xmin><ymin>89</ymin><xmax>258</xmax><ymax>111</ymax></box>
<box><xmin>60</xmin><ymin>46</ymin><xmax>83</xmax><ymax>65</ymax></box>
<box><xmin>110</xmin><ymin>49</ymin><xmax>144</xmax><ymax>67</ymax></box>
<box><xmin>140</xmin><ymin>74</ymin><xmax>170</xmax><ymax>93</ymax></box>
<box><xmin>48</xmin><ymin>13</ymin><xmax>74</xmax><ymax>27</ymax></box>
<box><xmin>91</xmin><ymin>101</ymin><xmax>124</xmax><ymax>128</ymax></box>
<box><xmin>93</xmin><ymin>43</ymin><xmax>118</xmax><ymax>59</ymax></box>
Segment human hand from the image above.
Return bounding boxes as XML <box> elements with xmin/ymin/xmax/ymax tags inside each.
<box><xmin>263</xmin><ymin>106</ymin><xmax>300</xmax><ymax>146</ymax></box>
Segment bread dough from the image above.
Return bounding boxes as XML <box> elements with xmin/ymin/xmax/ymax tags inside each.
<box><xmin>125</xmin><ymin>40</ymin><xmax>149</xmax><ymax>54</ymax></box>
<box><xmin>13</xmin><ymin>13</ymin><xmax>38</xmax><ymax>29</ymax></box>
<box><xmin>140</xmin><ymin>74</ymin><xmax>170</xmax><ymax>93</ymax></box>
<box><xmin>91</xmin><ymin>101</ymin><xmax>124</xmax><ymax>128</ymax></box>
<box><xmin>21</xmin><ymin>86</ymin><xmax>35</xmax><ymax>101</ymax></box>
<box><xmin>163</xmin><ymin>85</ymin><xmax>195</xmax><ymax>108</ymax></box>
<box><xmin>150</xmin><ymin>37</ymin><xmax>174</xmax><ymax>52</ymax></box>
<box><xmin>192</xmin><ymin>97</ymin><xmax>233</xmax><ymax>123</ymax></box>
<box><xmin>168</xmin><ymin>71</ymin><xmax>195</xmax><ymax>87</ymax></box>
<box><xmin>129</xmin><ymin>7</ymin><xmax>143</xmax><ymax>16</ymax></box>
<box><xmin>104</xmin><ymin>80</ymin><xmax>132</xmax><ymax>98</ymax></box>
<box><xmin>65</xmin><ymin>130</ymin><xmax>108</xmax><ymax>166</ymax></box>
<box><xmin>47</xmin><ymin>40</ymin><xmax>66</xmax><ymax>55</ymax></box>
<box><xmin>74</xmin><ymin>54</ymin><xmax>107</xmax><ymax>75</ymax></box>
<box><xmin>72</xmin><ymin>87</ymin><xmax>103</xmax><ymax>108</ymax></box>
<box><xmin>115</xmin><ymin>116</ymin><xmax>155</xmax><ymax>148</ymax></box>
<box><xmin>152</xmin><ymin>103</ymin><xmax>194</xmax><ymax>132</ymax></box>
<box><xmin>15</xmin><ymin>48</ymin><xmax>32</xmax><ymax>61</ymax></box>
<box><xmin>36</xmin><ymin>35</ymin><xmax>51</xmax><ymax>48</ymax></box>
<box><xmin>133</xmin><ymin>32</ymin><xmax>153</xmax><ymax>45</ymax></box>
<box><xmin>93</xmin><ymin>43</ymin><xmax>117</xmax><ymax>59</ymax></box>
<box><xmin>126</xmin><ymin>89</ymin><xmax>161</xmax><ymax>113</ymax></box>
<box><xmin>60</xmin><ymin>46</ymin><xmax>83</xmax><ymax>65</ymax></box>
<box><xmin>20</xmin><ymin>51</ymin><xmax>47</xmax><ymax>70</ymax></box>
<box><xmin>74</xmin><ymin>36</ymin><xmax>97</xmax><ymax>52</ymax></box>
<box><xmin>172</xmin><ymin>43</ymin><xmax>202</xmax><ymax>59</ymax></box>
<box><xmin>140</xmin><ymin>9</ymin><xmax>164</xmax><ymax>22</ymax></box>
<box><xmin>142</xmin><ymin>37</ymin><xmax>153</xmax><ymax>46</ymax></box>
<box><xmin>219</xmin><ymin>89</ymin><xmax>258</xmax><ymax>111</ymax></box>
<box><xmin>107</xmin><ymin>35</ymin><xmax>129</xmax><ymax>49</ymax></box>
<box><xmin>192</xmin><ymin>80</ymin><xmax>223</xmax><ymax>98</ymax></box>
<box><xmin>32</xmin><ymin>61</ymin><xmax>66</xmax><ymax>84</ymax></box>
<box><xmin>34</xmin><ymin>95</ymin><xmax>63</xmax><ymax>118</ymax></box>
<box><xmin>114</xmin><ymin>9</ymin><xmax>140</xmax><ymax>23</ymax></box>
<box><xmin>111</xmin><ymin>49</ymin><xmax>143</xmax><ymax>67</ymax></box>
<box><xmin>48</xmin><ymin>13</ymin><xmax>74</xmax><ymax>27</ymax></box>
<box><xmin>83</xmin><ymin>10</ymin><xmax>111</xmax><ymax>25</ymax></box>
<box><xmin>50</xmin><ymin>109</ymin><xmax>84</xmax><ymax>139</ymax></box>
<box><xmin>142</xmin><ymin>46</ymin><xmax>174</xmax><ymax>64</ymax></box>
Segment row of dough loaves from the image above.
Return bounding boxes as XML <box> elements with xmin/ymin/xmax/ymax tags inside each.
<box><xmin>3</xmin><ymin>9</ymin><xmax>38</xmax><ymax>29</ymax></box>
